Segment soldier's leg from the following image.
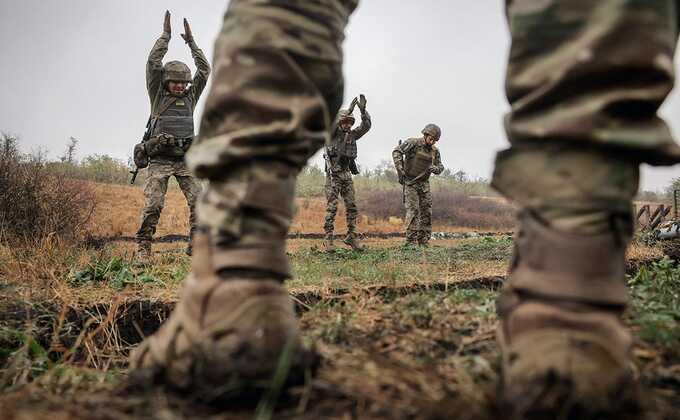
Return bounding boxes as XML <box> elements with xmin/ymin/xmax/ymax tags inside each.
<box><xmin>417</xmin><ymin>183</ymin><xmax>432</xmax><ymax>246</ymax></box>
<box><xmin>341</xmin><ymin>175</ymin><xmax>363</xmax><ymax>250</ymax></box>
<box><xmin>404</xmin><ymin>184</ymin><xmax>420</xmax><ymax>246</ymax></box>
<box><xmin>130</xmin><ymin>0</ymin><xmax>353</xmax><ymax>395</ymax></box>
<box><xmin>495</xmin><ymin>0</ymin><xmax>680</xmax><ymax>416</ymax></box>
<box><xmin>135</xmin><ymin>161</ymin><xmax>171</xmax><ymax>258</ymax></box>
<box><xmin>175</xmin><ymin>162</ymin><xmax>202</xmax><ymax>256</ymax></box>
<box><xmin>324</xmin><ymin>172</ymin><xmax>341</xmax><ymax>237</ymax></box>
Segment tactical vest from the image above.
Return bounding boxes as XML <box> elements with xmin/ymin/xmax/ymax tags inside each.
<box><xmin>326</xmin><ymin>129</ymin><xmax>359</xmax><ymax>174</ymax></box>
<box><xmin>405</xmin><ymin>147</ymin><xmax>434</xmax><ymax>181</ymax></box>
<box><xmin>334</xmin><ymin>130</ymin><xmax>358</xmax><ymax>160</ymax></box>
<box><xmin>151</xmin><ymin>94</ymin><xmax>195</xmax><ymax>157</ymax></box>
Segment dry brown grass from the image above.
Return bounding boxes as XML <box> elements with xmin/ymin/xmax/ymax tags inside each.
<box><xmin>88</xmin><ymin>183</ymin><xmax>513</xmax><ymax>239</ymax></box>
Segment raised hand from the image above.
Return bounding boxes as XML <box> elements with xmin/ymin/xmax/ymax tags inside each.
<box><xmin>358</xmin><ymin>94</ymin><xmax>367</xmax><ymax>111</ymax></box>
<box><xmin>347</xmin><ymin>97</ymin><xmax>358</xmax><ymax>114</ymax></box>
<box><xmin>181</xmin><ymin>18</ymin><xmax>194</xmax><ymax>44</ymax></box>
<box><xmin>163</xmin><ymin>10</ymin><xmax>171</xmax><ymax>36</ymax></box>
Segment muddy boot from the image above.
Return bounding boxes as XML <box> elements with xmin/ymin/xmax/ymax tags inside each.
<box><xmin>343</xmin><ymin>232</ymin><xmax>364</xmax><ymax>251</ymax></box>
<box><xmin>129</xmin><ymin>233</ymin><xmax>315</xmax><ymax>402</ymax></box>
<box><xmin>135</xmin><ymin>240</ymin><xmax>152</xmax><ymax>264</ymax></box>
<box><xmin>497</xmin><ymin>213</ymin><xmax>640</xmax><ymax>419</ymax></box>
<box><xmin>322</xmin><ymin>234</ymin><xmax>335</xmax><ymax>252</ymax></box>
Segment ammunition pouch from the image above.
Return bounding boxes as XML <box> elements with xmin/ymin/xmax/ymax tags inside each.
<box><xmin>133</xmin><ymin>142</ymin><xmax>149</xmax><ymax>169</ymax></box>
<box><xmin>145</xmin><ymin>135</ymin><xmax>193</xmax><ymax>158</ymax></box>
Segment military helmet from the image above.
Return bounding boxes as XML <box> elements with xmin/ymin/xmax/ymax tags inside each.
<box><xmin>163</xmin><ymin>61</ymin><xmax>192</xmax><ymax>84</ymax></box>
<box><xmin>422</xmin><ymin>123</ymin><xmax>442</xmax><ymax>141</ymax></box>
<box><xmin>337</xmin><ymin>109</ymin><xmax>355</xmax><ymax>124</ymax></box>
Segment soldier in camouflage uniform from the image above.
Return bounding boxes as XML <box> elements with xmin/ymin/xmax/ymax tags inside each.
<box><xmin>393</xmin><ymin>124</ymin><xmax>444</xmax><ymax>247</ymax></box>
<box><xmin>135</xmin><ymin>12</ymin><xmax>210</xmax><ymax>260</ymax></box>
<box><xmin>131</xmin><ymin>1</ymin><xmax>680</xmax><ymax>416</ymax></box>
<box><xmin>323</xmin><ymin>95</ymin><xmax>371</xmax><ymax>251</ymax></box>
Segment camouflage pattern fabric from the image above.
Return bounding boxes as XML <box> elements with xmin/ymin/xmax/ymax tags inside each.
<box><xmin>493</xmin><ymin>0</ymin><xmax>680</xmax><ymax>235</ymax></box>
<box><xmin>404</xmin><ymin>181</ymin><xmax>433</xmax><ymax>245</ymax></box>
<box><xmin>323</xmin><ymin>170</ymin><xmax>357</xmax><ymax>235</ymax></box>
<box><xmin>326</xmin><ymin>109</ymin><xmax>371</xmax><ymax>168</ymax></box>
<box><xmin>392</xmin><ymin>137</ymin><xmax>444</xmax><ymax>185</ymax></box>
<box><xmin>147</xmin><ymin>33</ymin><xmax>210</xmax><ymax>115</ymax></box>
<box><xmin>185</xmin><ymin>0</ymin><xmax>357</xmax><ymax>277</ymax></box>
<box><xmin>136</xmin><ymin>159</ymin><xmax>201</xmax><ymax>242</ymax></box>
<box><xmin>323</xmin><ymin>109</ymin><xmax>370</xmax><ymax>235</ymax></box>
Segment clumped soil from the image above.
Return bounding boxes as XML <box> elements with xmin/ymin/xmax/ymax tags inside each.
<box><xmin>1</xmin><ymin>275</ymin><xmax>679</xmax><ymax>420</ymax></box>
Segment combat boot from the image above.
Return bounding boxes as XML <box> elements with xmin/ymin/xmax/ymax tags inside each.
<box><xmin>497</xmin><ymin>213</ymin><xmax>640</xmax><ymax>419</ymax></box>
<box><xmin>343</xmin><ymin>232</ymin><xmax>364</xmax><ymax>251</ymax></box>
<box><xmin>136</xmin><ymin>240</ymin><xmax>152</xmax><ymax>264</ymax></box>
<box><xmin>129</xmin><ymin>233</ymin><xmax>313</xmax><ymax>401</ymax></box>
<box><xmin>322</xmin><ymin>234</ymin><xmax>335</xmax><ymax>252</ymax></box>
<box><xmin>417</xmin><ymin>231</ymin><xmax>431</xmax><ymax>247</ymax></box>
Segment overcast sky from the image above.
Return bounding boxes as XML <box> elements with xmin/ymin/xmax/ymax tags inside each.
<box><xmin>1</xmin><ymin>0</ymin><xmax>679</xmax><ymax>190</ymax></box>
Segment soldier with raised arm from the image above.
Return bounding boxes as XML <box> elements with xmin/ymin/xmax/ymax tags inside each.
<box><xmin>323</xmin><ymin>94</ymin><xmax>371</xmax><ymax>251</ymax></box>
<box><xmin>393</xmin><ymin>124</ymin><xmax>444</xmax><ymax>247</ymax></box>
<box><xmin>135</xmin><ymin>11</ymin><xmax>211</xmax><ymax>260</ymax></box>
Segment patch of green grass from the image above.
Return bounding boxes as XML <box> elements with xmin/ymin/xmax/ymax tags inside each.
<box><xmin>288</xmin><ymin>238</ymin><xmax>511</xmax><ymax>289</ymax></box>
<box><xmin>0</xmin><ymin>328</ymin><xmax>51</xmax><ymax>391</ymax></box>
<box><xmin>628</xmin><ymin>257</ymin><xmax>680</xmax><ymax>352</ymax></box>
<box><xmin>69</xmin><ymin>253</ymin><xmax>190</xmax><ymax>290</ymax></box>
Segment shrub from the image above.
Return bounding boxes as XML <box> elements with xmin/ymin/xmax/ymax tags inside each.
<box><xmin>0</xmin><ymin>134</ymin><xmax>96</xmax><ymax>243</ymax></box>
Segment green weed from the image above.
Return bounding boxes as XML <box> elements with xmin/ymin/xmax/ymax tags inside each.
<box><xmin>628</xmin><ymin>257</ymin><xmax>680</xmax><ymax>351</ymax></box>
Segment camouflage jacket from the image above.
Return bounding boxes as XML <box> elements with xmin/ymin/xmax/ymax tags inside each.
<box><xmin>146</xmin><ymin>33</ymin><xmax>211</xmax><ymax>116</ymax></box>
<box><xmin>392</xmin><ymin>137</ymin><xmax>444</xmax><ymax>185</ymax></box>
<box><xmin>325</xmin><ymin>110</ymin><xmax>371</xmax><ymax>173</ymax></box>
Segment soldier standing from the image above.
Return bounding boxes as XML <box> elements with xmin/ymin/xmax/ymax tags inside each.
<box><xmin>323</xmin><ymin>94</ymin><xmax>371</xmax><ymax>251</ymax></box>
<box><xmin>393</xmin><ymin>124</ymin><xmax>444</xmax><ymax>247</ymax></box>
<box><xmin>135</xmin><ymin>11</ymin><xmax>210</xmax><ymax>260</ymax></box>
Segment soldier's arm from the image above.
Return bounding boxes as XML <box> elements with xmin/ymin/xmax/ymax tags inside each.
<box><xmin>147</xmin><ymin>33</ymin><xmax>170</xmax><ymax>102</ymax></box>
<box><xmin>188</xmin><ymin>39</ymin><xmax>211</xmax><ymax>102</ymax></box>
<box><xmin>352</xmin><ymin>109</ymin><xmax>372</xmax><ymax>140</ymax></box>
<box><xmin>392</xmin><ymin>141</ymin><xmax>407</xmax><ymax>174</ymax></box>
<box><xmin>431</xmin><ymin>148</ymin><xmax>444</xmax><ymax>175</ymax></box>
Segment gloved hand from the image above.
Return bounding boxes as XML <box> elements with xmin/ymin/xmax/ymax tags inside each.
<box><xmin>163</xmin><ymin>10</ymin><xmax>171</xmax><ymax>36</ymax></box>
<box><xmin>358</xmin><ymin>94</ymin><xmax>367</xmax><ymax>112</ymax></box>
<box><xmin>181</xmin><ymin>18</ymin><xmax>194</xmax><ymax>44</ymax></box>
<box><xmin>347</xmin><ymin>97</ymin><xmax>358</xmax><ymax>114</ymax></box>
<box><xmin>398</xmin><ymin>172</ymin><xmax>405</xmax><ymax>185</ymax></box>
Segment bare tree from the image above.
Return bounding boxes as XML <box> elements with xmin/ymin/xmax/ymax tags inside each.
<box><xmin>61</xmin><ymin>137</ymin><xmax>78</xmax><ymax>163</ymax></box>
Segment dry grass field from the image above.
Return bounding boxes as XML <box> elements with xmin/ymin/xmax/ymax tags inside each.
<box><xmin>87</xmin><ymin>183</ymin><xmax>508</xmax><ymax>239</ymax></box>
<box><xmin>1</xmin><ymin>181</ymin><xmax>679</xmax><ymax>419</ymax></box>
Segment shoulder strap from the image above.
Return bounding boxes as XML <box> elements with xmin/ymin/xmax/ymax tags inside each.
<box><xmin>153</xmin><ymin>95</ymin><xmax>180</xmax><ymax>118</ymax></box>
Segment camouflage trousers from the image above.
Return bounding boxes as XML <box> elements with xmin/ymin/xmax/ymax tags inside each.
<box><xmin>184</xmin><ymin>0</ymin><xmax>680</xmax><ymax>278</ymax></box>
<box><xmin>136</xmin><ymin>159</ymin><xmax>202</xmax><ymax>243</ymax></box>
<box><xmin>492</xmin><ymin>0</ymin><xmax>680</xmax><ymax>235</ymax></box>
<box><xmin>404</xmin><ymin>181</ymin><xmax>432</xmax><ymax>245</ymax></box>
<box><xmin>324</xmin><ymin>170</ymin><xmax>357</xmax><ymax>235</ymax></box>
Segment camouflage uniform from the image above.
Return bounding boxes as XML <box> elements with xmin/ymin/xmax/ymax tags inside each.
<box><xmin>323</xmin><ymin>109</ymin><xmax>371</xmax><ymax>242</ymax></box>
<box><xmin>393</xmin><ymin>137</ymin><xmax>444</xmax><ymax>245</ymax></box>
<box><xmin>132</xmin><ymin>0</ymin><xmax>680</xmax><ymax>413</ymax></box>
<box><xmin>135</xmin><ymin>32</ymin><xmax>210</xmax><ymax>254</ymax></box>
